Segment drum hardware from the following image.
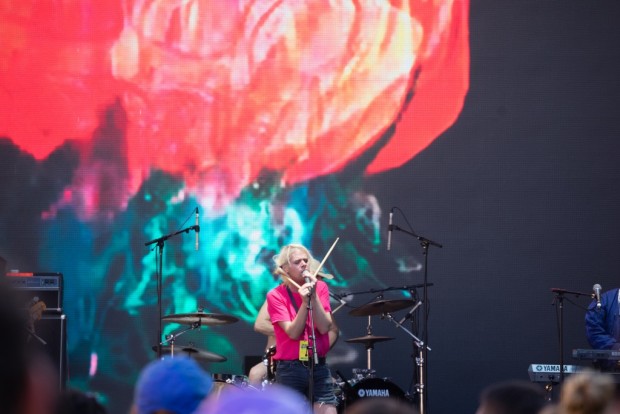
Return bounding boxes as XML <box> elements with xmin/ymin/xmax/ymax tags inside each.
<box><xmin>155</xmin><ymin>317</ymin><xmax>201</xmax><ymax>359</ymax></box>
<box><xmin>351</xmin><ymin>368</ymin><xmax>376</xmax><ymax>380</ymax></box>
<box><xmin>337</xmin><ymin>377</ymin><xmax>408</xmax><ymax>414</ymax></box>
<box><xmin>262</xmin><ymin>345</ymin><xmax>277</xmax><ymax>382</ymax></box>
<box><xmin>346</xmin><ymin>291</ymin><xmax>430</xmax><ymax>405</ymax></box>
<box><xmin>348</xmin><ymin>299</ymin><xmax>416</xmax><ymax>317</ymax></box>
<box><xmin>162</xmin><ymin>310</ymin><xmax>239</xmax><ymax>326</ymax></box>
<box><xmin>152</xmin><ymin>344</ymin><xmax>227</xmax><ymax>362</ymax></box>
<box><xmin>210</xmin><ymin>374</ymin><xmax>257</xmax><ymax>399</ymax></box>
<box><xmin>382</xmin><ymin>303</ymin><xmax>429</xmax><ymax>410</ymax></box>
<box><xmin>212</xmin><ymin>373</ymin><xmax>252</xmax><ymax>386</ymax></box>
<box><xmin>155</xmin><ymin>310</ymin><xmax>234</xmax><ymax>362</ymax></box>
<box><xmin>345</xmin><ymin>333</ymin><xmax>395</xmax><ymax>372</ymax></box>
<box><xmin>344</xmin><ymin>311</ymin><xmax>394</xmax><ymax>371</ymax></box>
<box><xmin>345</xmin><ymin>335</ymin><xmax>394</xmax><ymax>348</ymax></box>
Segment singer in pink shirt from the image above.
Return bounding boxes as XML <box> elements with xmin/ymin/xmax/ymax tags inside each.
<box><xmin>267</xmin><ymin>244</ymin><xmax>337</xmax><ymax>414</ymax></box>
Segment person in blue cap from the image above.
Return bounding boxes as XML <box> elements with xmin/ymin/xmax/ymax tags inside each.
<box><xmin>130</xmin><ymin>356</ymin><xmax>213</xmax><ymax>414</ymax></box>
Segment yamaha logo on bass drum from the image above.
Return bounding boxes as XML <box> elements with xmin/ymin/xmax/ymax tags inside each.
<box><xmin>357</xmin><ymin>388</ymin><xmax>391</xmax><ymax>397</ymax></box>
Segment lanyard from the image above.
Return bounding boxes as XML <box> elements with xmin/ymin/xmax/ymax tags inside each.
<box><xmin>286</xmin><ymin>286</ymin><xmax>300</xmax><ymax>314</ymax></box>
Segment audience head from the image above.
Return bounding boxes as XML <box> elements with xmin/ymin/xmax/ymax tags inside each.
<box><xmin>197</xmin><ymin>384</ymin><xmax>311</xmax><ymax>414</ymax></box>
<box><xmin>476</xmin><ymin>380</ymin><xmax>548</xmax><ymax>414</ymax></box>
<box><xmin>55</xmin><ymin>389</ymin><xmax>107</xmax><ymax>414</ymax></box>
<box><xmin>0</xmin><ymin>279</ymin><xmax>31</xmax><ymax>414</ymax></box>
<box><xmin>132</xmin><ymin>356</ymin><xmax>213</xmax><ymax>414</ymax></box>
<box><xmin>344</xmin><ymin>397</ymin><xmax>419</xmax><ymax>414</ymax></box>
<box><xmin>21</xmin><ymin>350</ymin><xmax>60</xmax><ymax>414</ymax></box>
<box><xmin>558</xmin><ymin>370</ymin><xmax>614</xmax><ymax>414</ymax></box>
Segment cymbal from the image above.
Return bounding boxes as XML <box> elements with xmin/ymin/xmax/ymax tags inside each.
<box><xmin>162</xmin><ymin>312</ymin><xmax>239</xmax><ymax>326</ymax></box>
<box><xmin>345</xmin><ymin>335</ymin><xmax>395</xmax><ymax>347</ymax></box>
<box><xmin>348</xmin><ymin>299</ymin><xmax>416</xmax><ymax>317</ymax></box>
<box><xmin>153</xmin><ymin>345</ymin><xmax>227</xmax><ymax>362</ymax></box>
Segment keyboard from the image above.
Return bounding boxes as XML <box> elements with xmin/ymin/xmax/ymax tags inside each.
<box><xmin>528</xmin><ymin>364</ymin><xmax>582</xmax><ymax>383</ymax></box>
<box><xmin>572</xmin><ymin>349</ymin><xmax>620</xmax><ymax>361</ymax></box>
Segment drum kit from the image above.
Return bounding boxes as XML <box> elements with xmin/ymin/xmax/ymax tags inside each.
<box><xmin>151</xmin><ymin>296</ymin><xmax>419</xmax><ymax>410</ymax></box>
<box><xmin>335</xmin><ymin>297</ymin><xmax>419</xmax><ymax>412</ymax></box>
<box><xmin>153</xmin><ymin>310</ymin><xmax>254</xmax><ymax>389</ymax></box>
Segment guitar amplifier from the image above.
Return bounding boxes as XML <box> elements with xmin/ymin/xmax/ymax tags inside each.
<box><xmin>4</xmin><ymin>272</ymin><xmax>63</xmax><ymax>313</ymax></box>
<box><xmin>32</xmin><ymin>313</ymin><xmax>68</xmax><ymax>389</ymax></box>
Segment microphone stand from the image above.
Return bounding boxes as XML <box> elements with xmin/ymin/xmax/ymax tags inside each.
<box><xmin>145</xmin><ymin>224</ymin><xmax>200</xmax><ymax>358</ymax></box>
<box><xmin>391</xmin><ymin>224</ymin><xmax>442</xmax><ymax>414</ymax></box>
<box><xmin>550</xmin><ymin>288</ymin><xmax>593</xmax><ymax>383</ymax></box>
<box><xmin>304</xmin><ymin>237</ymin><xmax>338</xmax><ymax>405</ymax></box>
<box><xmin>306</xmin><ymin>288</ymin><xmax>319</xmax><ymax>405</ymax></box>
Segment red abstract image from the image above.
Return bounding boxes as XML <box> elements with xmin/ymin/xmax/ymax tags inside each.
<box><xmin>0</xmin><ymin>0</ymin><xmax>469</xmax><ymax>217</ymax></box>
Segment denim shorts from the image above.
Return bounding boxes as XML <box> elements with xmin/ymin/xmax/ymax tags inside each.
<box><xmin>275</xmin><ymin>360</ymin><xmax>339</xmax><ymax>406</ymax></box>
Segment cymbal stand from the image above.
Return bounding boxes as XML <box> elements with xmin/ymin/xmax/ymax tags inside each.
<box><xmin>383</xmin><ymin>308</ymin><xmax>430</xmax><ymax>410</ymax></box>
<box><xmin>144</xmin><ymin>222</ymin><xmax>200</xmax><ymax>358</ymax></box>
<box><xmin>365</xmin><ymin>315</ymin><xmax>374</xmax><ymax>371</ymax></box>
<box><xmin>159</xmin><ymin>321</ymin><xmax>200</xmax><ymax>357</ymax></box>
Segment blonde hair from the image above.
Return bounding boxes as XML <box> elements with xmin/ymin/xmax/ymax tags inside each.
<box><xmin>559</xmin><ymin>370</ymin><xmax>614</xmax><ymax>414</ymax></box>
<box><xmin>272</xmin><ymin>244</ymin><xmax>334</xmax><ymax>282</ymax></box>
<box><xmin>273</xmin><ymin>244</ymin><xmax>312</xmax><ymax>270</ymax></box>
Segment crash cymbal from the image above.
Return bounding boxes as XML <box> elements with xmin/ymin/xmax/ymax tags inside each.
<box><xmin>153</xmin><ymin>345</ymin><xmax>227</xmax><ymax>362</ymax></box>
<box><xmin>348</xmin><ymin>299</ymin><xmax>416</xmax><ymax>317</ymax></box>
<box><xmin>345</xmin><ymin>335</ymin><xmax>395</xmax><ymax>347</ymax></box>
<box><xmin>162</xmin><ymin>312</ymin><xmax>239</xmax><ymax>326</ymax></box>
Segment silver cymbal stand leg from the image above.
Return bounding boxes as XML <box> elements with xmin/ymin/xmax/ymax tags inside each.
<box><xmin>417</xmin><ymin>346</ymin><xmax>424</xmax><ymax>414</ymax></box>
<box><xmin>383</xmin><ymin>310</ymin><xmax>430</xmax><ymax>414</ymax></box>
<box><xmin>366</xmin><ymin>315</ymin><xmax>373</xmax><ymax>370</ymax></box>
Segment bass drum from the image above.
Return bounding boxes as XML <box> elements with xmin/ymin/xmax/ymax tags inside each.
<box><xmin>340</xmin><ymin>378</ymin><xmax>407</xmax><ymax>412</ymax></box>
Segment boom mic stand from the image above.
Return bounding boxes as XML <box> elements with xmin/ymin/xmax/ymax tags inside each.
<box><xmin>550</xmin><ymin>288</ymin><xmax>593</xmax><ymax>383</ymax></box>
<box><xmin>145</xmin><ymin>223</ymin><xmax>200</xmax><ymax>358</ymax></box>
<box><xmin>390</xmin><ymin>222</ymin><xmax>442</xmax><ymax>414</ymax></box>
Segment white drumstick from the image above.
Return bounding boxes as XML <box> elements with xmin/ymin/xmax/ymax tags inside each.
<box><xmin>311</xmin><ymin>237</ymin><xmax>339</xmax><ymax>279</ymax></box>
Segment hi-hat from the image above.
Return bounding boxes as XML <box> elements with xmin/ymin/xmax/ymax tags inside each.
<box><xmin>153</xmin><ymin>345</ymin><xmax>227</xmax><ymax>362</ymax></box>
<box><xmin>162</xmin><ymin>312</ymin><xmax>238</xmax><ymax>326</ymax></box>
<box><xmin>348</xmin><ymin>299</ymin><xmax>416</xmax><ymax>317</ymax></box>
<box><xmin>345</xmin><ymin>335</ymin><xmax>395</xmax><ymax>348</ymax></box>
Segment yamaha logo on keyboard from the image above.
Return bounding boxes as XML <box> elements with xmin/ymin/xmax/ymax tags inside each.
<box><xmin>530</xmin><ymin>364</ymin><xmax>580</xmax><ymax>373</ymax></box>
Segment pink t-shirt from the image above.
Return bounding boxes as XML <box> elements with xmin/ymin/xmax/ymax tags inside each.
<box><xmin>267</xmin><ymin>280</ymin><xmax>332</xmax><ymax>360</ymax></box>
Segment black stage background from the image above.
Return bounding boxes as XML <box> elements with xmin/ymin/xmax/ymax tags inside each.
<box><xmin>365</xmin><ymin>1</ymin><xmax>620</xmax><ymax>411</ymax></box>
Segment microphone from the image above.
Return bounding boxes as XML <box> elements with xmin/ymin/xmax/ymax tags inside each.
<box><xmin>302</xmin><ymin>270</ymin><xmax>313</xmax><ymax>296</ymax></box>
<box><xmin>593</xmin><ymin>284</ymin><xmax>602</xmax><ymax>309</ymax></box>
<box><xmin>195</xmin><ymin>207</ymin><xmax>200</xmax><ymax>251</ymax></box>
<box><xmin>398</xmin><ymin>300</ymin><xmax>422</xmax><ymax>325</ymax></box>
<box><xmin>387</xmin><ymin>208</ymin><xmax>393</xmax><ymax>251</ymax></box>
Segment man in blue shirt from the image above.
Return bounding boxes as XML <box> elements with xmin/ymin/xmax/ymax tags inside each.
<box><xmin>586</xmin><ymin>287</ymin><xmax>620</xmax><ymax>371</ymax></box>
